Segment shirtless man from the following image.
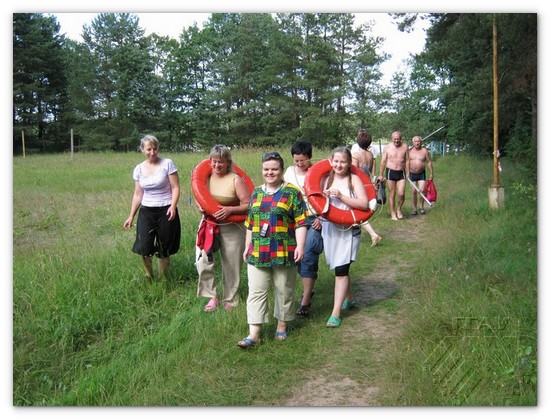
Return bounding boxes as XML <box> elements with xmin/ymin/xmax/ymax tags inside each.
<box><xmin>378</xmin><ymin>131</ymin><xmax>409</xmax><ymax>220</ymax></box>
<box><xmin>408</xmin><ymin>135</ymin><xmax>434</xmax><ymax>215</ymax></box>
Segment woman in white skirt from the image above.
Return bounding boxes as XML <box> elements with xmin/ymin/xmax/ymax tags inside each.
<box><xmin>321</xmin><ymin>146</ymin><xmax>369</xmax><ymax>328</ymax></box>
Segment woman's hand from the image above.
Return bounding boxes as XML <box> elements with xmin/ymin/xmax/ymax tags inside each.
<box><xmin>323</xmin><ymin>187</ymin><xmax>340</xmax><ymax>199</ymax></box>
<box><xmin>123</xmin><ymin>217</ymin><xmax>133</xmax><ymax>229</ymax></box>
<box><xmin>293</xmin><ymin>246</ymin><xmax>304</xmax><ymax>263</ymax></box>
<box><xmin>311</xmin><ymin>217</ymin><xmax>322</xmax><ymax>231</ymax></box>
<box><xmin>213</xmin><ymin>205</ymin><xmax>230</xmax><ymax>221</ymax></box>
<box><xmin>166</xmin><ymin>206</ymin><xmax>176</xmax><ymax>221</ymax></box>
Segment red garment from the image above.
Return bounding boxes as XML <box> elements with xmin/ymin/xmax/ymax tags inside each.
<box><xmin>196</xmin><ymin>217</ymin><xmax>220</xmax><ymax>262</ymax></box>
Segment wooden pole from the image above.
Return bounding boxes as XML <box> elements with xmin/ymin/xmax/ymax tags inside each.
<box><xmin>489</xmin><ymin>14</ymin><xmax>504</xmax><ymax>209</ymax></box>
<box><xmin>492</xmin><ymin>14</ymin><xmax>499</xmax><ymax>187</ymax></box>
<box><xmin>70</xmin><ymin>128</ymin><xmax>74</xmax><ymax>159</ymax></box>
<box><xmin>22</xmin><ymin>130</ymin><xmax>26</xmax><ymax>158</ymax></box>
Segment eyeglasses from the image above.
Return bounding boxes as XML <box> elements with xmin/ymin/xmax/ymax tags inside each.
<box><xmin>262</xmin><ymin>152</ymin><xmax>283</xmax><ymax>162</ymax></box>
<box><xmin>293</xmin><ymin>158</ymin><xmax>310</xmax><ymax>165</ymax></box>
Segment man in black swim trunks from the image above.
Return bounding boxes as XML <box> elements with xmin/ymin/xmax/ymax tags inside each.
<box><xmin>379</xmin><ymin>131</ymin><xmax>409</xmax><ymax>220</ymax></box>
<box><xmin>408</xmin><ymin>135</ymin><xmax>434</xmax><ymax>215</ymax></box>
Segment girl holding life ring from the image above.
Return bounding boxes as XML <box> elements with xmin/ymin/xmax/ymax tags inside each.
<box><xmin>304</xmin><ymin>159</ymin><xmax>377</xmax><ymax>227</ymax></box>
<box><xmin>317</xmin><ymin>146</ymin><xmax>371</xmax><ymax>329</ymax></box>
<box><xmin>192</xmin><ymin>145</ymin><xmax>252</xmax><ymax>313</ymax></box>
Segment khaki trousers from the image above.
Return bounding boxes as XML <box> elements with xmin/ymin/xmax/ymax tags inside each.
<box><xmin>196</xmin><ymin>222</ymin><xmax>245</xmax><ymax>305</ymax></box>
<box><xmin>246</xmin><ymin>264</ymin><xmax>297</xmax><ymax>324</ymax></box>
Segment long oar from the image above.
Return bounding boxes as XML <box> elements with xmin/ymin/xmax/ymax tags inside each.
<box><xmin>407</xmin><ymin>177</ymin><xmax>434</xmax><ymax>207</ymax></box>
<box><xmin>423</xmin><ymin>125</ymin><xmax>446</xmax><ymax>142</ymax></box>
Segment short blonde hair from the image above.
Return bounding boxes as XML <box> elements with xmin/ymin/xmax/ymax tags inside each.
<box><xmin>140</xmin><ymin>135</ymin><xmax>159</xmax><ymax>150</ymax></box>
<box><xmin>209</xmin><ymin>144</ymin><xmax>233</xmax><ymax>168</ymax></box>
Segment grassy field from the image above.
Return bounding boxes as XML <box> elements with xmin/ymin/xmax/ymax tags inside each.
<box><xmin>12</xmin><ymin>149</ymin><xmax>537</xmax><ymax>406</ymax></box>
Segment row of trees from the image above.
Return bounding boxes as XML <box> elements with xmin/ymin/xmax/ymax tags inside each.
<box><xmin>13</xmin><ymin>12</ymin><xmax>537</xmax><ymax>175</ymax></box>
<box><xmin>13</xmin><ymin>13</ymin><xmax>391</xmax><ymax>152</ymax></box>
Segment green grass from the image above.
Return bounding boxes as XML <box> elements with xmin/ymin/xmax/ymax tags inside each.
<box><xmin>374</xmin><ymin>156</ymin><xmax>537</xmax><ymax>406</ymax></box>
<box><xmin>12</xmin><ymin>151</ymin><xmax>537</xmax><ymax>406</ymax></box>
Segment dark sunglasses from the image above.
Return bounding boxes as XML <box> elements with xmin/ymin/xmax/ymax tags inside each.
<box><xmin>262</xmin><ymin>152</ymin><xmax>283</xmax><ymax>162</ymax></box>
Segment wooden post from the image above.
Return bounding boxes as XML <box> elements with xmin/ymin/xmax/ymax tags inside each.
<box><xmin>70</xmin><ymin>129</ymin><xmax>74</xmax><ymax>159</ymax></box>
<box><xmin>22</xmin><ymin>130</ymin><xmax>26</xmax><ymax>158</ymax></box>
<box><xmin>489</xmin><ymin>14</ymin><xmax>505</xmax><ymax>209</ymax></box>
<box><xmin>492</xmin><ymin>15</ymin><xmax>499</xmax><ymax>187</ymax></box>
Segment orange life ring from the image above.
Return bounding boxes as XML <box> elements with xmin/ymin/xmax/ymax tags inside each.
<box><xmin>191</xmin><ymin>159</ymin><xmax>254</xmax><ymax>223</ymax></box>
<box><xmin>304</xmin><ymin>158</ymin><xmax>377</xmax><ymax>226</ymax></box>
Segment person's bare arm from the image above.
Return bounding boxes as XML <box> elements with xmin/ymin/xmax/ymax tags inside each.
<box><xmin>425</xmin><ymin>149</ymin><xmax>434</xmax><ymax>180</ymax></box>
<box><xmin>379</xmin><ymin>149</ymin><xmax>388</xmax><ymax>179</ymax></box>
<box><xmin>123</xmin><ymin>181</ymin><xmax>144</xmax><ymax>229</ymax></box>
<box><xmin>166</xmin><ymin>172</ymin><xmax>180</xmax><ymax>221</ymax></box>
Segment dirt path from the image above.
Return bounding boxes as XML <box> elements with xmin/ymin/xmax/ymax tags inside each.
<box><xmin>284</xmin><ymin>211</ymin><xmax>429</xmax><ymax>406</ymax></box>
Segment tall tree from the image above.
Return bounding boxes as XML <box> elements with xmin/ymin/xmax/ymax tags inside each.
<box><xmin>13</xmin><ymin>13</ymin><xmax>68</xmax><ymax>153</ymax></box>
<box><xmin>413</xmin><ymin>12</ymin><xmax>536</xmax><ymax>170</ymax></box>
<box><xmin>207</xmin><ymin>13</ymin><xmax>283</xmax><ymax>146</ymax></box>
<box><xmin>167</xmin><ymin>23</ymin><xmax>219</xmax><ymax>148</ymax></box>
<box><xmin>344</xmin><ymin>16</ymin><xmax>389</xmax><ymax>138</ymax></box>
<box><xmin>71</xmin><ymin>13</ymin><xmax>157</xmax><ymax>150</ymax></box>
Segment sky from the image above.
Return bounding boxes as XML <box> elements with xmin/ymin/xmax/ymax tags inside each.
<box><xmin>51</xmin><ymin>12</ymin><xmax>430</xmax><ymax>86</ymax></box>
<box><xmin>3</xmin><ymin>1</ymin><xmax>549</xmax><ymax>418</ymax></box>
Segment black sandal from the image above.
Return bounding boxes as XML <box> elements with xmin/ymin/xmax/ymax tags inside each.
<box><xmin>296</xmin><ymin>304</ymin><xmax>311</xmax><ymax>316</ymax></box>
<box><xmin>297</xmin><ymin>291</ymin><xmax>314</xmax><ymax>316</ymax></box>
<box><xmin>298</xmin><ymin>291</ymin><xmax>314</xmax><ymax>305</ymax></box>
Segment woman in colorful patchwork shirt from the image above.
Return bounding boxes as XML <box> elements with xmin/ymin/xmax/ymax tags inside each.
<box><xmin>237</xmin><ymin>152</ymin><xmax>308</xmax><ymax>348</ymax></box>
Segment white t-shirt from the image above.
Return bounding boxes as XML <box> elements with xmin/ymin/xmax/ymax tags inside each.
<box><xmin>284</xmin><ymin>165</ymin><xmax>317</xmax><ymax>216</ymax></box>
<box><xmin>133</xmin><ymin>158</ymin><xmax>177</xmax><ymax>207</ymax></box>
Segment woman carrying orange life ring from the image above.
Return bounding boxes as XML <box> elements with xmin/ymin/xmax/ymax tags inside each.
<box><xmin>192</xmin><ymin>145</ymin><xmax>254</xmax><ymax>313</ymax></box>
<box><xmin>304</xmin><ymin>156</ymin><xmax>377</xmax><ymax>226</ymax></box>
<box><xmin>191</xmin><ymin>155</ymin><xmax>254</xmax><ymax>224</ymax></box>
<box><xmin>310</xmin><ymin>146</ymin><xmax>376</xmax><ymax>329</ymax></box>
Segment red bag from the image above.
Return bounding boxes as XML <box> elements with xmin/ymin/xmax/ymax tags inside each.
<box><xmin>425</xmin><ymin>179</ymin><xmax>437</xmax><ymax>203</ymax></box>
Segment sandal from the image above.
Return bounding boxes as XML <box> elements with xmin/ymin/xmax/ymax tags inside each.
<box><xmin>326</xmin><ymin>316</ymin><xmax>341</xmax><ymax>328</ymax></box>
<box><xmin>341</xmin><ymin>298</ymin><xmax>357</xmax><ymax>310</ymax></box>
<box><xmin>204</xmin><ymin>298</ymin><xmax>219</xmax><ymax>312</ymax></box>
<box><xmin>298</xmin><ymin>291</ymin><xmax>314</xmax><ymax>305</ymax></box>
<box><xmin>237</xmin><ymin>337</ymin><xmax>257</xmax><ymax>348</ymax></box>
<box><xmin>296</xmin><ymin>304</ymin><xmax>311</xmax><ymax>316</ymax></box>
<box><xmin>275</xmin><ymin>331</ymin><xmax>288</xmax><ymax>341</ymax></box>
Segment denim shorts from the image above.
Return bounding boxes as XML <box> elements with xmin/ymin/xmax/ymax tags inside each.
<box><xmin>298</xmin><ymin>223</ymin><xmax>324</xmax><ymax>279</ymax></box>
